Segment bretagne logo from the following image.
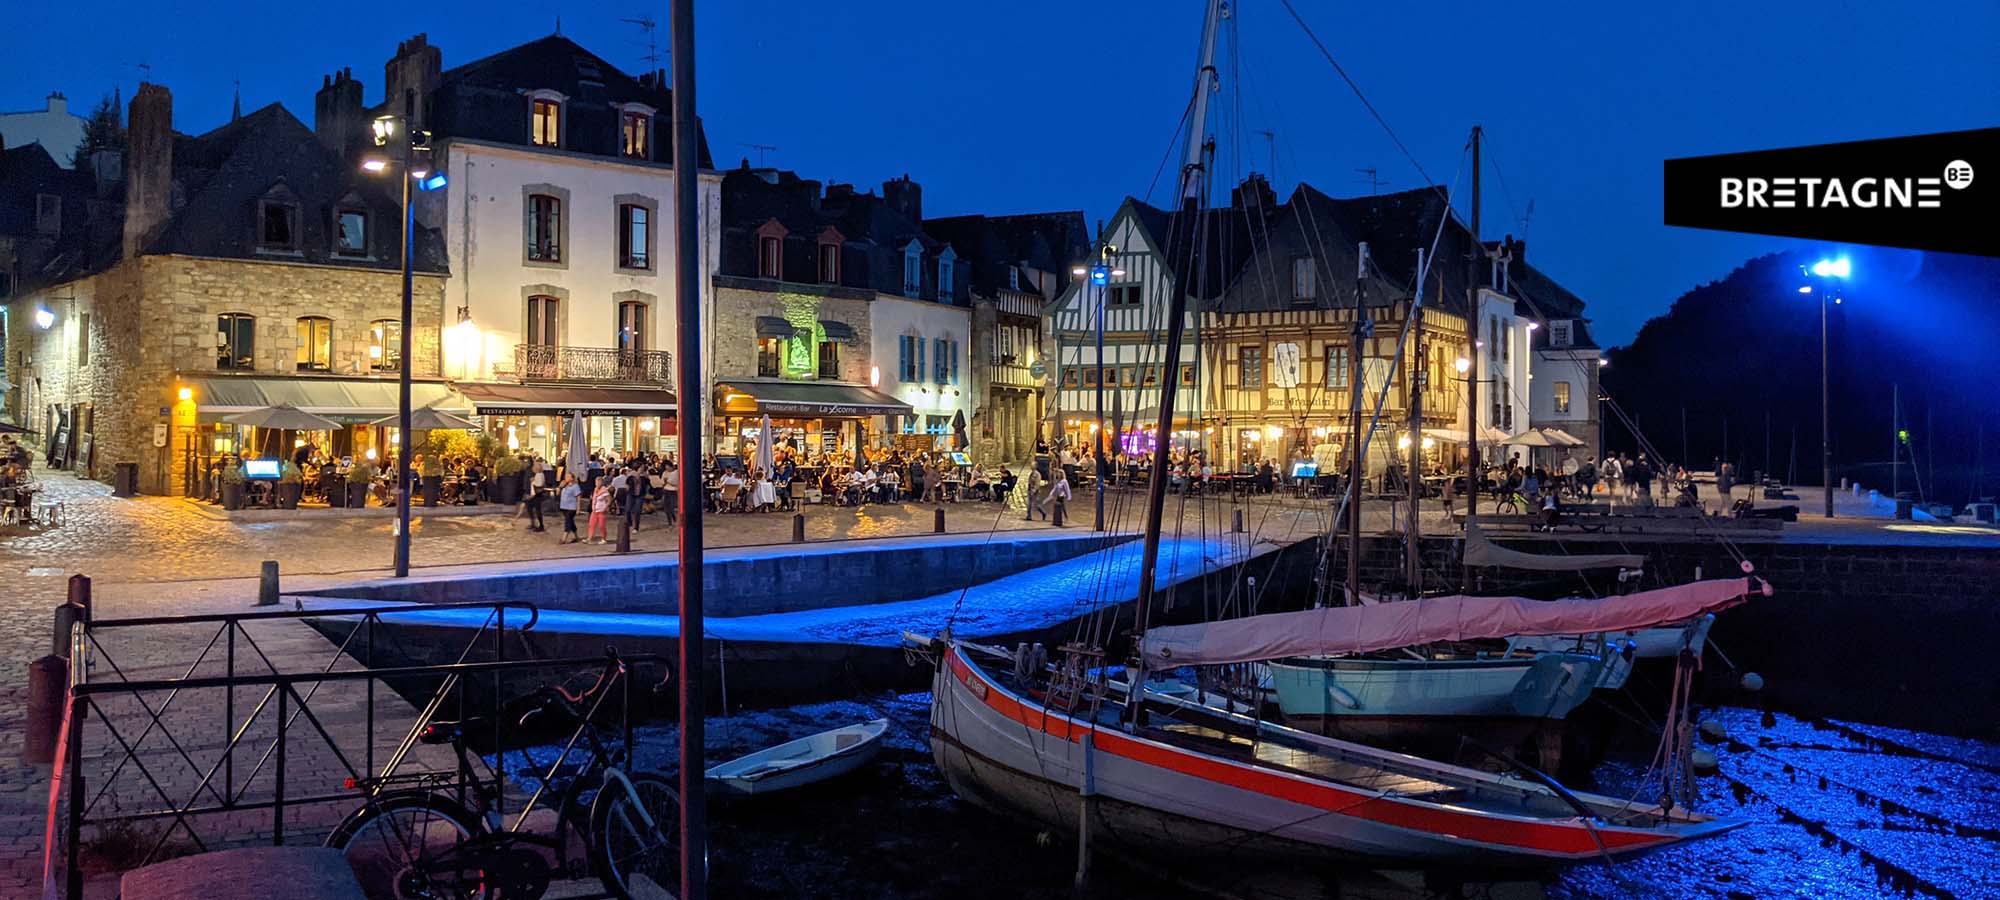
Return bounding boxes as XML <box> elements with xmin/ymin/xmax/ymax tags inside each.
<box><xmin>1719</xmin><ymin>161</ymin><xmax>1970</xmax><ymax>210</ymax></box>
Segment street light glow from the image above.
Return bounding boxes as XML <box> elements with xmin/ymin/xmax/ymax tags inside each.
<box><xmin>1453</xmin><ymin>357</ymin><xmax>1471</xmax><ymax>374</ymax></box>
<box><xmin>33</xmin><ymin>307</ymin><xmax>54</xmax><ymax>329</ymax></box>
<box><xmin>1811</xmin><ymin>257</ymin><xmax>1851</xmax><ymax>279</ymax></box>
<box><xmin>361</xmin><ymin>157</ymin><xmax>388</xmax><ymax>173</ymax></box>
<box><xmin>1798</xmin><ymin>285</ymin><xmax>1813</xmax><ymax>294</ymax></box>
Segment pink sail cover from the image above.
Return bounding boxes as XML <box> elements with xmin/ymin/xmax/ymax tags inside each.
<box><xmin>1139</xmin><ymin>578</ymin><xmax>1767</xmax><ymax>668</ymax></box>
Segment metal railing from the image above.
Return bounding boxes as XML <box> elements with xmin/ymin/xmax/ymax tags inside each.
<box><xmin>512</xmin><ymin>344</ymin><xmax>672</xmax><ymax>383</ymax></box>
<box><xmin>45</xmin><ymin>597</ymin><xmax>666</xmax><ymax>899</ymax></box>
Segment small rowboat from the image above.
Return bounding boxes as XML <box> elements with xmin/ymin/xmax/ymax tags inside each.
<box><xmin>705</xmin><ymin>718</ymin><xmax>890</xmax><ymax>797</ymax></box>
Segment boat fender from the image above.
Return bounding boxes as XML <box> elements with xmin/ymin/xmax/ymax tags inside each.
<box><xmin>1740</xmin><ymin>672</ymin><xmax>1765</xmax><ymax>692</ymax></box>
<box><xmin>1698</xmin><ymin>719</ymin><xmax>1729</xmax><ymax>743</ymax></box>
<box><xmin>1327</xmin><ymin>683</ymin><xmax>1361</xmax><ymax>710</ymax></box>
<box><xmin>1690</xmin><ymin>748</ymin><xmax>1719</xmax><ymax>774</ymax></box>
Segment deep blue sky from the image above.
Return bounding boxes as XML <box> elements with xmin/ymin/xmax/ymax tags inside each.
<box><xmin>7</xmin><ymin>0</ymin><xmax>1995</xmax><ymax>344</ymax></box>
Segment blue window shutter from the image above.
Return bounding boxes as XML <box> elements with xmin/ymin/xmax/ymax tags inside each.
<box><xmin>917</xmin><ymin>337</ymin><xmax>925</xmax><ymax>382</ymax></box>
<box><xmin>950</xmin><ymin>339</ymin><xmax>959</xmax><ymax>384</ymax></box>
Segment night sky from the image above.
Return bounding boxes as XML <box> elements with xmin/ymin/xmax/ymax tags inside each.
<box><xmin>6</xmin><ymin>0</ymin><xmax>1995</xmax><ymax>344</ymax></box>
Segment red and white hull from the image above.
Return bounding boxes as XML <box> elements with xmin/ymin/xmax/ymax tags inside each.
<box><xmin>930</xmin><ymin>643</ymin><xmax>1735</xmax><ymax>871</ymax></box>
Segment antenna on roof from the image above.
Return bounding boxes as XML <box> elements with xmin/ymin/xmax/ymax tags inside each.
<box><xmin>125</xmin><ymin>60</ymin><xmax>153</xmax><ymax>84</ymax></box>
<box><xmin>1354</xmin><ymin>167</ymin><xmax>1384</xmax><ymax>196</ymax></box>
<box><xmin>1253</xmin><ymin>129</ymin><xmax>1276</xmax><ymax>176</ymax></box>
<box><xmin>624</xmin><ymin>15</ymin><xmax>662</xmax><ymax>70</ymax></box>
<box><xmin>738</xmin><ymin>142</ymin><xmax>777</xmax><ymax>165</ymax></box>
<box><xmin>1519</xmin><ymin>198</ymin><xmax>1536</xmax><ymax>236</ymax></box>
<box><xmin>554</xmin><ymin>15</ymin><xmax>562</xmax><ymax>36</ymax></box>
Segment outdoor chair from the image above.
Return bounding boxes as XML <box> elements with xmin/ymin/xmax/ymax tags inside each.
<box><xmin>719</xmin><ymin>483</ymin><xmax>742</xmax><ymax>512</ymax></box>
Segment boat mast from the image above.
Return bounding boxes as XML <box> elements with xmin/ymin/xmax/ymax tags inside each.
<box><xmin>1406</xmin><ymin>249</ymin><xmax>1426</xmax><ymax>597</ymax></box>
<box><xmin>1131</xmin><ymin>0</ymin><xmax>1224</xmax><ymax>707</ymax></box>
<box><xmin>1461</xmin><ymin>124</ymin><xmax>1482</xmax><ymax>592</ymax></box>
<box><xmin>1346</xmin><ymin>245</ymin><xmax>1367</xmax><ymax>605</ymax></box>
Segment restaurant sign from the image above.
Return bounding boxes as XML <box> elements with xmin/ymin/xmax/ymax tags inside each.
<box><xmin>475</xmin><ymin>406</ymin><xmax>661</xmax><ymax>417</ymax></box>
<box><xmin>762</xmin><ymin>402</ymin><xmax>888</xmax><ymax>417</ymax></box>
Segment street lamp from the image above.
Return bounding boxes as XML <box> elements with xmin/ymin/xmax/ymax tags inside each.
<box><xmin>1074</xmin><ymin>245</ymin><xmax>1125</xmax><ymax>531</ymax></box>
<box><xmin>362</xmin><ymin>90</ymin><xmax>445</xmax><ymax>577</ymax></box>
<box><xmin>1802</xmin><ymin>256</ymin><xmax>1849</xmax><ymax>519</ymax></box>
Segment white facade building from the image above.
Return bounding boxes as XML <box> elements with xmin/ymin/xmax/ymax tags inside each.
<box><xmin>0</xmin><ymin>93</ymin><xmax>87</xmax><ymax>168</ymax></box>
<box><xmin>871</xmin><ymin>293</ymin><xmax>973</xmax><ymax>442</ymax></box>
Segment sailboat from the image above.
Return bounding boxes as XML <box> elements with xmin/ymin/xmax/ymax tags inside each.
<box><xmin>914</xmin><ymin>0</ymin><xmax>1752</xmax><ymax>873</ymax></box>
<box><xmin>1461</xmin><ymin>523</ymin><xmax>1717</xmax><ymax>659</ymax></box>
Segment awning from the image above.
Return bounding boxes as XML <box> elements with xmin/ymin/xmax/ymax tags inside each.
<box><xmin>715</xmin><ymin>380</ymin><xmax>912</xmax><ymax>417</ymax></box>
<box><xmin>184</xmin><ymin>375</ymin><xmax>465</xmax><ymax>424</ymax></box>
<box><xmin>818</xmin><ymin>320</ymin><xmax>858</xmax><ymax>344</ymax></box>
<box><xmin>455</xmin><ymin>382</ymin><xmax>676</xmax><ymax>417</ymax></box>
<box><xmin>755</xmin><ymin>316</ymin><xmax>796</xmax><ymax>339</ymax></box>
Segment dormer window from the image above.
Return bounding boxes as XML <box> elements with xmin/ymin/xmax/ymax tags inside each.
<box><xmin>902</xmin><ymin>241</ymin><xmax>923</xmax><ymax>297</ymax></box>
<box><xmin>35</xmin><ymin>194</ymin><xmax>60</xmax><ymax>236</ymax></box>
<box><xmin>1007</xmin><ymin>267</ymin><xmax>1020</xmax><ymax>291</ymax></box>
<box><xmin>1291</xmin><ymin>256</ymin><xmax>1316</xmax><ymax>302</ymax></box>
<box><xmin>617</xmin><ymin>104</ymin><xmax>654</xmax><ymax>159</ymax></box>
<box><xmin>528</xmin><ymin>92</ymin><xmax>565</xmax><ymax>147</ymax></box>
<box><xmin>937</xmin><ymin>249</ymin><xmax>957</xmax><ymax>300</ymax></box>
<box><xmin>1550</xmin><ymin>320</ymin><xmax>1573</xmax><ymax>348</ymax></box>
<box><xmin>755</xmin><ymin>219</ymin><xmax>788</xmax><ymax>280</ymax></box>
<box><xmin>259</xmin><ymin>199</ymin><xmax>299</xmax><ymax>252</ymax></box>
<box><xmin>334</xmin><ymin>207</ymin><xmax>368</xmax><ymax>257</ymax></box>
<box><xmin>816</xmin><ymin>227</ymin><xmax>844</xmax><ymax>284</ymax></box>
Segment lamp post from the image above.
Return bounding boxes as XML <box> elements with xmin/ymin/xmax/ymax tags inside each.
<box><xmin>1072</xmin><ymin>245</ymin><xmax>1125</xmax><ymax>532</ymax></box>
<box><xmin>362</xmin><ymin>90</ymin><xmax>443</xmax><ymax>577</ymax></box>
<box><xmin>1802</xmin><ymin>256</ymin><xmax>1848</xmax><ymax>519</ymax></box>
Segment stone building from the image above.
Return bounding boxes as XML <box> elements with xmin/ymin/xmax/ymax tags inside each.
<box><xmin>710</xmin><ymin>165</ymin><xmax>969</xmax><ymax>462</ymax></box>
<box><xmin>924</xmin><ymin>211</ymin><xmax>1087</xmax><ymax>463</ymax></box>
<box><xmin>1</xmin><ymin>83</ymin><xmax>446</xmax><ymax>495</ymax></box>
<box><xmin>310</xmin><ymin>34</ymin><xmax>720</xmax><ymax>460</ymax></box>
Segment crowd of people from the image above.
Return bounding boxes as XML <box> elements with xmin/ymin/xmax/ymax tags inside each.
<box><xmin>0</xmin><ymin>435</ymin><xmax>39</xmax><ymax>522</ymax></box>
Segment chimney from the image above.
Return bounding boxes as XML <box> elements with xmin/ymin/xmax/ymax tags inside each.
<box><xmin>123</xmin><ymin>83</ymin><xmax>173</xmax><ymax>260</ymax></box>
<box><xmin>88</xmin><ymin>148</ymin><xmax>124</xmax><ymax>198</ymax></box>
<box><xmin>314</xmin><ymin>68</ymin><xmax>365</xmax><ymax>157</ymax></box>
<box><xmin>1230</xmin><ymin>173</ymin><xmax>1276</xmax><ymax>213</ymax></box>
<box><xmin>794</xmin><ymin>178</ymin><xmax>823</xmax><ymax>212</ymax></box>
<box><xmin>383</xmin><ymin>33</ymin><xmax>442</xmax><ymax>132</ymax></box>
<box><xmin>46</xmin><ymin>92</ymin><xmax>68</xmax><ymax>115</ymax></box>
<box><xmin>882</xmin><ymin>174</ymin><xmax>922</xmax><ymax>223</ymax></box>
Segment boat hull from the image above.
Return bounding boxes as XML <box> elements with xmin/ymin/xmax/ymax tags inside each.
<box><xmin>1268</xmin><ymin>653</ymin><xmax>1602</xmax><ymax>721</ymax></box>
<box><xmin>929</xmin><ymin>644</ymin><xmax>1730</xmax><ymax>872</ymax></box>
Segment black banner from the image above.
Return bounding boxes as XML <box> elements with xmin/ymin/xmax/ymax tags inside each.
<box><xmin>1664</xmin><ymin>128</ymin><xmax>1998</xmax><ymax>257</ymax></box>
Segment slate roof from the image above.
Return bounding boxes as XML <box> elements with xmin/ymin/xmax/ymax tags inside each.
<box><xmin>717</xmin><ymin>165</ymin><xmax>968</xmax><ymax>305</ymax></box>
<box><xmin>923</xmin><ymin>211</ymin><xmax>1088</xmax><ymax>298</ymax></box>
<box><xmin>2</xmin><ymin>101</ymin><xmax>444</xmax><ymax>297</ymax></box>
<box><xmin>421</xmin><ymin>35</ymin><xmax>712</xmax><ymax>168</ymax></box>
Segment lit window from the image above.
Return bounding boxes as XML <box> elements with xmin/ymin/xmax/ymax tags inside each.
<box><xmin>295</xmin><ymin>316</ymin><xmax>333</xmax><ymax>371</ymax></box>
<box><xmin>526</xmin><ymin>194</ymin><xmax>561</xmax><ymax>261</ymax></box>
<box><xmin>618</xmin><ymin>204</ymin><xmax>650</xmax><ymax>269</ymax></box>
<box><xmin>1325</xmin><ymin>345</ymin><xmax>1349</xmax><ymax>390</ymax></box>
<box><xmin>620</xmin><ymin>111</ymin><xmax>648</xmax><ymax>158</ymax></box>
<box><xmin>757</xmin><ymin>337</ymin><xmax>782</xmax><ymax>377</ymax></box>
<box><xmin>531</xmin><ymin>98</ymin><xmax>561</xmax><ymax>147</ymax></box>
<box><xmin>335</xmin><ymin>209</ymin><xmax>368</xmax><ymax>256</ymax></box>
<box><xmin>1240</xmin><ymin>346</ymin><xmax>1264</xmax><ymax>388</ymax></box>
<box><xmin>217</xmin><ymin>313</ymin><xmax>256</xmax><ymax>370</ymax></box>
<box><xmin>1554</xmin><ymin>381</ymin><xmax>1572</xmax><ymax>415</ymax></box>
<box><xmin>369</xmin><ymin>319</ymin><xmax>401</xmax><ymax>372</ymax></box>
<box><xmin>618</xmin><ymin>301</ymin><xmax>647</xmax><ymax>353</ymax></box>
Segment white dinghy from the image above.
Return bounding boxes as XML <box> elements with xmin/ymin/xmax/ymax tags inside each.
<box><xmin>705</xmin><ymin>718</ymin><xmax>890</xmax><ymax>797</ymax></box>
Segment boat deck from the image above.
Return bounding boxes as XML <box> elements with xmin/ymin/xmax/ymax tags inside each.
<box><xmin>1151</xmin><ymin>720</ymin><xmax>1465</xmax><ymax>801</ymax></box>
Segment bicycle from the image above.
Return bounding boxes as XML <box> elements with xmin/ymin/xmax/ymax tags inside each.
<box><xmin>1491</xmin><ymin>489</ymin><xmax>1533</xmax><ymax>516</ymax></box>
<box><xmin>327</xmin><ymin>651</ymin><xmax>678</xmax><ymax>900</ymax></box>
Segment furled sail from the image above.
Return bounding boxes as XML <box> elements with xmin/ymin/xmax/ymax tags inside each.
<box><xmin>1463</xmin><ymin>524</ymin><xmax>1645</xmax><ymax>572</ymax></box>
<box><xmin>1139</xmin><ymin>578</ymin><xmax>1767</xmax><ymax>668</ymax></box>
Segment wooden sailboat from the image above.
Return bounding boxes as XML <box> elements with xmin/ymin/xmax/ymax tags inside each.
<box><xmin>916</xmin><ymin>0</ymin><xmax>1751</xmax><ymax>874</ymax></box>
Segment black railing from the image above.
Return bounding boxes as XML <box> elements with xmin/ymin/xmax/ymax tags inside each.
<box><xmin>45</xmin><ymin>596</ymin><xmax>666</xmax><ymax>899</ymax></box>
<box><xmin>513</xmin><ymin>344</ymin><xmax>672</xmax><ymax>383</ymax></box>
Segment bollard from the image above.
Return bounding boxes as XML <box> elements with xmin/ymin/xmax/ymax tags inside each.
<box><xmin>934</xmin><ymin>507</ymin><xmax>946</xmax><ymax>534</ymax></box>
<box><xmin>616</xmin><ymin>515</ymin><xmax>632</xmax><ymax>553</ymax></box>
<box><xmin>23</xmin><ymin>655</ymin><xmax>67</xmax><ymax>763</ymax></box>
<box><xmin>51</xmin><ymin>603</ymin><xmax>85</xmax><ymax>660</ymax></box>
<box><xmin>792</xmin><ymin>513</ymin><xmax>806</xmax><ymax>543</ymax></box>
<box><xmin>1232</xmin><ymin>509</ymin><xmax>1245</xmax><ymax>533</ymax></box>
<box><xmin>258</xmin><ymin>560</ymin><xmax>281</xmax><ymax>606</ymax></box>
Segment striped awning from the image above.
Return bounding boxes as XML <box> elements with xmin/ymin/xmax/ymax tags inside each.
<box><xmin>755</xmin><ymin>316</ymin><xmax>796</xmax><ymax>339</ymax></box>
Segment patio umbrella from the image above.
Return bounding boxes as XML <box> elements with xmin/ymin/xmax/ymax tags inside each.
<box><xmin>1479</xmin><ymin>425</ymin><xmax>1511</xmax><ymax>444</ymax></box>
<box><xmin>224</xmin><ymin>402</ymin><xmax>341</xmax><ymax>431</ymax></box>
<box><xmin>756</xmin><ymin>413</ymin><xmax>775</xmax><ymax>473</ymax></box>
<box><xmin>952</xmin><ymin>409</ymin><xmax>969</xmax><ymax>451</ymax></box>
<box><xmin>1109</xmin><ymin>390</ymin><xmax>1124</xmax><ymax>455</ymax></box>
<box><xmin>566</xmin><ymin>410</ymin><xmax>589</xmax><ymax>476</ymax></box>
<box><xmin>369</xmin><ymin>403</ymin><xmax>478</xmax><ymax>432</ymax></box>
<box><xmin>1509</xmin><ymin>430</ymin><xmax>1561</xmax><ymax>448</ymax></box>
<box><xmin>1538</xmin><ymin>427</ymin><xmax>1586</xmax><ymax>447</ymax></box>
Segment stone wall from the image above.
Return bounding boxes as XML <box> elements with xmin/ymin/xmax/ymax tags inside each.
<box><xmin>6</xmin><ymin>254</ymin><xmax>445</xmax><ymax>494</ymax></box>
<box><xmin>710</xmin><ymin>281</ymin><xmax>873</xmax><ymax>384</ymax></box>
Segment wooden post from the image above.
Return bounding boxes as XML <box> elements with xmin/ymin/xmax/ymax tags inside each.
<box><xmin>792</xmin><ymin>513</ymin><xmax>806</xmax><ymax>543</ymax></box>
<box><xmin>258</xmin><ymin>560</ymin><xmax>280</xmax><ymax>606</ymax></box>
<box><xmin>1074</xmin><ymin>731</ymin><xmax>1096</xmax><ymax>888</ymax></box>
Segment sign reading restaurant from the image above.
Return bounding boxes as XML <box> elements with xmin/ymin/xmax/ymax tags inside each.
<box><xmin>762</xmin><ymin>402</ymin><xmax>886</xmax><ymax>417</ymax></box>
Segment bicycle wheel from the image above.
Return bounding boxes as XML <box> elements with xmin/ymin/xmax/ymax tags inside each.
<box><xmin>588</xmin><ymin>772</ymin><xmax>680</xmax><ymax>900</ymax></box>
<box><xmin>327</xmin><ymin>792</ymin><xmax>486</xmax><ymax>900</ymax></box>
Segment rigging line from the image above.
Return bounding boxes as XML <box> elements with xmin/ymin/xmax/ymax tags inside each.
<box><xmin>1146</xmin><ymin>94</ymin><xmax>1201</xmax><ymax>208</ymax></box>
<box><xmin>1479</xmin><ymin>130</ymin><xmax>1529</xmax><ymax>237</ymax></box>
<box><xmin>1275</xmin><ymin>0</ymin><xmax>1447</xmax><ymax>203</ymax></box>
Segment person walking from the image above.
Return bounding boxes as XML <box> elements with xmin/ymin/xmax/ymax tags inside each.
<box><xmin>587</xmin><ymin>479</ymin><xmax>612</xmax><ymax>544</ymax></box>
<box><xmin>660</xmin><ymin>458</ymin><xmax>679</xmax><ymax>525</ymax></box>
<box><xmin>524</xmin><ymin>462</ymin><xmax>547</xmax><ymax>532</ymax></box>
<box><xmin>627</xmin><ymin>465</ymin><xmax>651</xmax><ymax>534</ymax></box>
<box><xmin>557</xmin><ymin>474</ymin><xmax>582</xmax><ymax>543</ymax></box>
<box><xmin>1024</xmin><ymin>464</ymin><xmax>1047</xmax><ymax>521</ymax></box>
<box><xmin>1048</xmin><ymin>467</ymin><xmax>1073</xmax><ymax>525</ymax></box>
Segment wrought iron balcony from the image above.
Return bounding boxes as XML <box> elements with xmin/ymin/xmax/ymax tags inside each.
<box><xmin>510</xmin><ymin>344</ymin><xmax>672</xmax><ymax>384</ymax></box>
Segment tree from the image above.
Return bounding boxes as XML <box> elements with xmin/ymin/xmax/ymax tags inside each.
<box><xmin>72</xmin><ymin>95</ymin><xmax>124</xmax><ymax>163</ymax></box>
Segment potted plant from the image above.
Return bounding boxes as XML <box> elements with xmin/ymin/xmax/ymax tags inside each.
<box><xmin>419</xmin><ymin>452</ymin><xmax>444</xmax><ymax>507</ymax></box>
<box><xmin>347</xmin><ymin>461</ymin><xmax>375</xmax><ymax>508</ymax></box>
<box><xmin>220</xmin><ymin>464</ymin><xmax>246</xmax><ymax>510</ymax></box>
<box><xmin>493</xmin><ymin>454</ymin><xmax>525</xmax><ymax>505</ymax></box>
<box><xmin>277</xmin><ymin>461</ymin><xmax>304</xmax><ymax>509</ymax></box>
